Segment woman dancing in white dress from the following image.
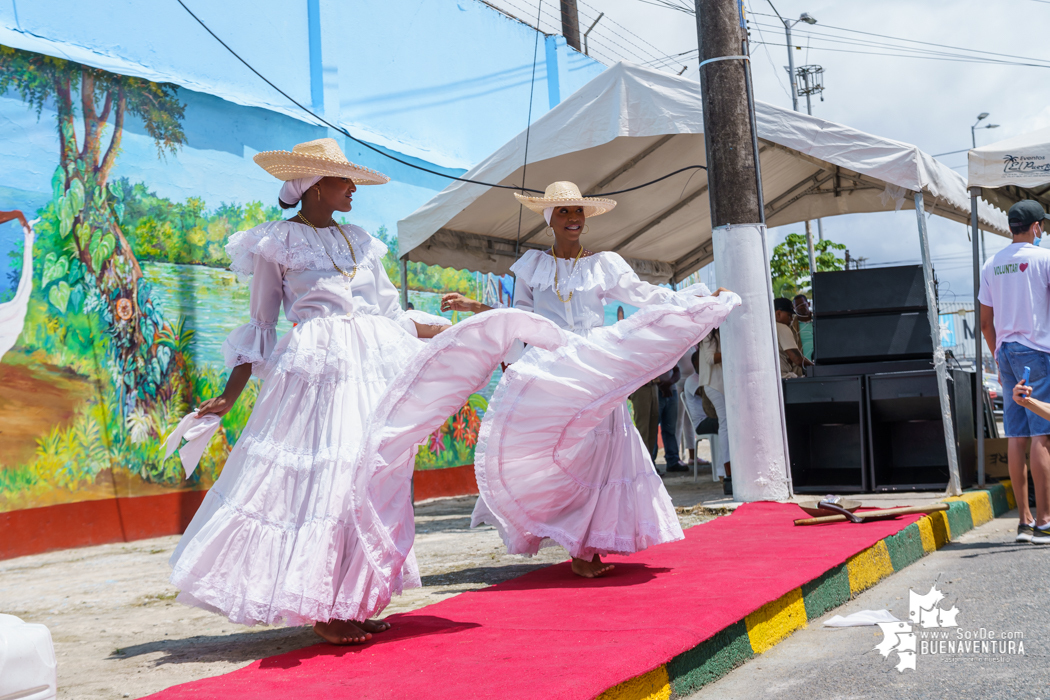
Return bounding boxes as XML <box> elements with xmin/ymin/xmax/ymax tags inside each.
<box><xmin>442</xmin><ymin>182</ymin><xmax>737</xmax><ymax>578</ymax></box>
<box><xmin>168</xmin><ymin>138</ymin><xmax>457</xmax><ymax>645</ymax></box>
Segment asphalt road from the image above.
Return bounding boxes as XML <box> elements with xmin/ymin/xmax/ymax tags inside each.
<box><xmin>687</xmin><ymin>509</ymin><xmax>1050</xmax><ymax>700</ymax></box>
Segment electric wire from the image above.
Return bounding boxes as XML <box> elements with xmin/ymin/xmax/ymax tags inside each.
<box><xmin>749</xmin><ymin>11</ymin><xmax>1050</xmax><ymax>66</ymax></box>
<box><xmin>175</xmin><ymin>0</ymin><xmax>705</xmax><ymax>198</ymax></box>
<box><xmin>516</xmin><ymin>0</ymin><xmax>545</xmax><ymax>253</ymax></box>
<box><xmin>749</xmin><ymin>21</ymin><xmax>1050</xmax><ymax>68</ymax></box>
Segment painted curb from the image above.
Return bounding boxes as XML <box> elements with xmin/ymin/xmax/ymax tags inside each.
<box><xmin>596</xmin><ymin>481</ymin><xmax>1015</xmax><ymax>700</ymax></box>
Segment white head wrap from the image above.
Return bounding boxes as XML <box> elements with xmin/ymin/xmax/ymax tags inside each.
<box><xmin>543</xmin><ymin>207</ymin><xmax>554</xmax><ymax>225</ymax></box>
<box><xmin>279</xmin><ymin>176</ymin><xmax>323</xmax><ymax>206</ymax></box>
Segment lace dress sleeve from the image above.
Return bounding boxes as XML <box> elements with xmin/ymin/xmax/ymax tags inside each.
<box><xmin>599</xmin><ymin>253</ymin><xmax>713</xmax><ymax>308</ymax></box>
<box><xmin>221</xmin><ymin>253</ymin><xmax>283</xmax><ymax>373</ymax></box>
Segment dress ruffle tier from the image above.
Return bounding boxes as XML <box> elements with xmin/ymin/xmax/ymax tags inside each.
<box><xmin>472</xmin><ymin>292</ymin><xmax>740</xmax><ymax>559</ymax></box>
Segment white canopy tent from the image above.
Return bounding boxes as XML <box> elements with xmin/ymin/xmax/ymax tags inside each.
<box><xmin>399</xmin><ymin>62</ymin><xmax>1009</xmax><ymax>284</ymax></box>
<box><xmin>968</xmin><ymin>127</ymin><xmax>1050</xmax><ymax>485</ymax></box>
<box><xmin>399</xmin><ymin>62</ymin><xmax>1010</xmax><ymax>499</ymax></box>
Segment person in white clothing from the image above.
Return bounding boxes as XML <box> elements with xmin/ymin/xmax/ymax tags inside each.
<box><xmin>697</xmin><ymin>330</ymin><xmax>731</xmax><ymax>491</ymax></box>
<box><xmin>442</xmin><ymin>181</ymin><xmax>737</xmax><ymax>578</ymax></box>
<box><xmin>979</xmin><ymin>199</ymin><xmax>1050</xmax><ymax>544</ymax></box>
<box><xmin>168</xmin><ymin>139</ymin><xmax>454</xmax><ymax>645</ymax></box>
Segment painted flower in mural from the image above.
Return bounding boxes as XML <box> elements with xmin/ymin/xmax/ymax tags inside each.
<box><xmin>428</xmin><ymin>428</ymin><xmax>446</xmax><ymax>454</ymax></box>
<box><xmin>452</xmin><ymin>414</ymin><xmax>468</xmax><ymax>443</ymax></box>
<box><xmin>465</xmin><ymin>406</ymin><xmax>481</xmax><ymax>436</ymax></box>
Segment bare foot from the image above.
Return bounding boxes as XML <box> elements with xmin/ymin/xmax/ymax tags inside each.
<box><xmin>357</xmin><ymin>618</ymin><xmax>391</xmax><ymax>634</ymax></box>
<box><xmin>313</xmin><ymin>619</ymin><xmax>372</xmax><ymax>645</ymax></box>
<box><xmin>571</xmin><ymin>554</ymin><xmax>615</xmax><ymax>578</ymax></box>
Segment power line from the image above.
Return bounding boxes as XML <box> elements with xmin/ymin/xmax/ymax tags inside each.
<box><xmin>749</xmin><ymin>11</ymin><xmax>1050</xmax><ymax>67</ymax></box>
<box><xmin>174</xmin><ymin>0</ymin><xmax>705</xmax><ymax>198</ymax></box>
<box><xmin>749</xmin><ymin>40</ymin><xmax>1050</xmax><ymax>69</ymax></box>
<box><xmin>749</xmin><ymin>21</ymin><xmax>1050</xmax><ymax>68</ymax></box>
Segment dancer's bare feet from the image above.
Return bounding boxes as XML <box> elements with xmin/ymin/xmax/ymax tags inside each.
<box><xmin>313</xmin><ymin>619</ymin><xmax>371</xmax><ymax>645</ymax></box>
<box><xmin>357</xmin><ymin>618</ymin><xmax>391</xmax><ymax>634</ymax></box>
<box><xmin>571</xmin><ymin>554</ymin><xmax>615</xmax><ymax>578</ymax></box>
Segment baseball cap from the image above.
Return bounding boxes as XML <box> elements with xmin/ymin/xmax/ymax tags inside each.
<box><xmin>773</xmin><ymin>297</ymin><xmax>795</xmax><ymax>315</ymax></box>
<box><xmin>1008</xmin><ymin>200</ymin><xmax>1050</xmax><ymax>232</ymax></box>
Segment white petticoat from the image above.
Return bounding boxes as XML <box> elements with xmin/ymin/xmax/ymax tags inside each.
<box><xmin>169</xmin><ymin>312</ymin><xmax>424</xmax><ymax>627</ymax></box>
<box><xmin>471</xmin><ymin>294</ymin><xmax>739</xmax><ymax>559</ymax></box>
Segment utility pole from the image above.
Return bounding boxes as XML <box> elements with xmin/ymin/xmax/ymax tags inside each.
<box><xmin>696</xmin><ymin>0</ymin><xmax>791</xmax><ymax>501</ymax></box>
<box><xmin>560</xmin><ymin>0</ymin><xmax>581</xmax><ymax>51</ymax></box>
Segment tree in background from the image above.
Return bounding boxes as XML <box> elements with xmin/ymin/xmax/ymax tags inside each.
<box><xmin>770</xmin><ymin>232</ymin><xmax>846</xmax><ymax>299</ymax></box>
<box><xmin>0</xmin><ymin>45</ymin><xmax>185</xmax><ymax>414</ymax></box>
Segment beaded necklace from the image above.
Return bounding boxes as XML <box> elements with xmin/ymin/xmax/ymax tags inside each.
<box><xmin>297</xmin><ymin>211</ymin><xmax>358</xmax><ymax>281</ymax></box>
<box><xmin>550</xmin><ymin>245</ymin><xmax>585</xmax><ymax>303</ymax></box>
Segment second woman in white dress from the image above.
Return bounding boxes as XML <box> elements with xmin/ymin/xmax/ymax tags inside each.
<box><xmin>442</xmin><ymin>181</ymin><xmax>737</xmax><ymax>577</ymax></box>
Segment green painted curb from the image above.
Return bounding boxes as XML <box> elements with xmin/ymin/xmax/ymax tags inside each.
<box><xmin>884</xmin><ymin>522</ymin><xmax>925</xmax><ymax>571</ymax></box>
<box><xmin>608</xmin><ymin>491</ymin><xmax>1010</xmax><ymax>698</ymax></box>
<box><xmin>667</xmin><ymin>620</ymin><xmax>753</xmax><ymax>696</ymax></box>
<box><xmin>978</xmin><ymin>483</ymin><xmax>1011</xmax><ymax>517</ymax></box>
<box><xmin>800</xmin><ymin>564</ymin><xmax>850</xmax><ymax>620</ymax></box>
<box><xmin>945</xmin><ymin>499</ymin><xmax>975</xmax><ymax>536</ymax></box>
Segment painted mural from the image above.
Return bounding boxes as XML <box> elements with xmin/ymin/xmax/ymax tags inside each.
<box><xmin>0</xmin><ymin>45</ymin><xmax>489</xmax><ymax>513</ymax></box>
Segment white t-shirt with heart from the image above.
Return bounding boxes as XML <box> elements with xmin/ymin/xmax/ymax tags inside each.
<box><xmin>978</xmin><ymin>241</ymin><xmax>1050</xmax><ymax>354</ymax></box>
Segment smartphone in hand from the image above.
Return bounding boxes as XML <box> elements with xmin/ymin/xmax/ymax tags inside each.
<box><xmin>1024</xmin><ymin>366</ymin><xmax>1032</xmax><ymax>384</ymax></box>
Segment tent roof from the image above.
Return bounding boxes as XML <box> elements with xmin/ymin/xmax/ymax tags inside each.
<box><xmin>968</xmin><ymin>125</ymin><xmax>1050</xmax><ymax>213</ymax></box>
<box><xmin>398</xmin><ymin>62</ymin><xmax>1008</xmax><ymax>284</ymax></box>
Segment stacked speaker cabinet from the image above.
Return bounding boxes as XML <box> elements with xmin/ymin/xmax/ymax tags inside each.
<box><xmin>867</xmin><ymin>368</ymin><xmax>975</xmax><ymax>491</ymax></box>
<box><xmin>785</xmin><ymin>376</ymin><xmax>867</xmax><ymax>493</ymax></box>
<box><xmin>782</xmin><ymin>265</ymin><xmax>976</xmax><ymax>493</ymax></box>
<box><xmin>812</xmin><ymin>265</ymin><xmax>933</xmax><ymax>365</ymax></box>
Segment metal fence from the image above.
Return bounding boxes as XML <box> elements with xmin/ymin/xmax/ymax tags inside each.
<box><xmin>938</xmin><ymin>302</ymin><xmax>981</xmax><ymax>365</ymax></box>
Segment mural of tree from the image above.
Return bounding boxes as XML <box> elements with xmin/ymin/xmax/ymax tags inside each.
<box><xmin>0</xmin><ymin>46</ymin><xmax>185</xmax><ymax>413</ymax></box>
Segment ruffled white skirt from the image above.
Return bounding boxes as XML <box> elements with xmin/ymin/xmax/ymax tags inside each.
<box><xmin>471</xmin><ymin>296</ymin><xmax>737</xmax><ymax>559</ymax></box>
<box><xmin>169</xmin><ymin>313</ymin><xmax>424</xmax><ymax>627</ymax></box>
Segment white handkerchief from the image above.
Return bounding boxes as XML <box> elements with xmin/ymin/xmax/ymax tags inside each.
<box><xmin>164</xmin><ymin>411</ymin><xmax>223</xmax><ymax>479</ymax></box>
<box><xmin>824</xmin><ymin>609</ymin><xmax>901</xmax><ymax>627</ymax></box>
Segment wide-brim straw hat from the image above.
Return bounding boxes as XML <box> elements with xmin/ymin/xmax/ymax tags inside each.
<box><xmin>253</xmin><ymin>137</ymin><xmax>390</xmax><ymax>185</ymax></box>
<box><xmin>513</xmin><ymin>181</ymin><xmax>616</xmax><ymax>217</ymax></box>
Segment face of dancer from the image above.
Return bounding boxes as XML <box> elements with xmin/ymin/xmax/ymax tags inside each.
<box><xmin>549</xmin><ymin>206</ymin><xmax>586</xmax><ymax>248</ymax></box>
<box><xmin>310</xmin><ymin>177</ymin><xmax>357</xmax><ymax>213</ymax></box>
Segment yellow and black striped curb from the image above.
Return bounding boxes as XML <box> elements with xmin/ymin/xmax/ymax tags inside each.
<box><xmin>596</xmin><ymin>481</ymin><xmax>1017</xmax><ymax>700</ymax></box>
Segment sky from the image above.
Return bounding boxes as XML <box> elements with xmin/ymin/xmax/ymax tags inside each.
<box><xmin>484</xmin><ymin>0</ymin><xmax>1050</xmax><ymax>300</ymax></box>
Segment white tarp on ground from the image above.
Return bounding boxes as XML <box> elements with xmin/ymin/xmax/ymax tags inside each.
<box><xmin>968</xmin><ymin>126</ymin><xmax>1050</xmax><ymax>213</ymax></box>
<box><xmin>399</xmin><ymin>62</ymin><xmax>1009</xmax><ymax>283</ymax></box>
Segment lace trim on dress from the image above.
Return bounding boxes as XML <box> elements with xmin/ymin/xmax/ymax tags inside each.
<box><xmin>226</xmin><ymin>220</ymin><xmax>388</xmax><ymax>279</ymax></box>
<box><xmin>509</xmin><ymin>249</ymin><xmax>634</xmax><ymax>294</ymax></box>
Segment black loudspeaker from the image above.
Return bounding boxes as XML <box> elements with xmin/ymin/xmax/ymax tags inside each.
<box><xmin>812</xmin><ymin>265</ymin><xmax>927</xmax><ymax>315</ymax></box>
<box><xmin>867</xmin><ymin>369</ymin><xmax>975</xmax><ymax>491</ymax></box>
<box><xmin>784</xmin><ymin>376</ymin><xmax>867</xmax><ymax>493</ymax></box>
<box><xmin>813</xmin><ymin>312</ymin><xmax>933</xmax><ymax>364</ymax></box>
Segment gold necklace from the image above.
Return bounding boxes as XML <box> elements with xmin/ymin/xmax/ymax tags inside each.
<box><xmin>550</xmin><ymin>245</ymin><xmax>585</xmax><ymax>303</ymax></box>
<box><xmin>297</xmin><ymin>212</ymin><xmax>358</xmax><ymax>281</ymax></box>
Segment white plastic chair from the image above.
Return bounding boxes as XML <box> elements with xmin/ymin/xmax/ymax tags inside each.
<box><xmin>0</xmin><ymin>614</ymin><xmax>57</xmax><ymax>700</ymax></box>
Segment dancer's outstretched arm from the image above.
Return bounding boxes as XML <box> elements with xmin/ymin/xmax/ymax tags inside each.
<box><xmin>198</xmin><ymin>363</ymin><xmax>253</xmax><ymax>417</ymax></box>
<box><xmin>441</xmin><ymin>292</ymin><xmax>492</xmax><ymax>314</ymax></box>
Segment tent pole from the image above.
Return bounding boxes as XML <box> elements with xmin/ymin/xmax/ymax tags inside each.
<box><xmin>971</xmin><ymin>188</ymin><xmax>985</xmax><ymax>486</ymax></box>
<box><xmin>915</xmin><ymin>191</ymin><xmax>963</xmax><ymax>496</ymax></box>
<box><xmin>399</xmin><ymin>255</ymin><xmax>409</xmax><ymax>309</ymax></box>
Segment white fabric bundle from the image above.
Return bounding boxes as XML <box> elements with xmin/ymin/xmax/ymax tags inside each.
<box><xmin>824</xmin><ymin>610</ymin><xmax>901</xmax><ymax>627</ymax></box>
<box><xmin>279</xmin><ymin>176</ymin><xmax>322</xmax><ymax>206</ymax></box>
<box><xmin>164</xmin><ymin>411</ymin><xmax>223</xmax><ymax>478</ymax></box>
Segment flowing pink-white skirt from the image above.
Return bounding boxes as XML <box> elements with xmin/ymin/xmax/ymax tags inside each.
<box><xmin>471</xmin><ymin>295</ymin><xmax>737</xmax><ymax>559</ymax></box>
<box><xmin>169</xmin><ymin>310</ymin><xmax>565</xmax><ymax>627</ymax></box>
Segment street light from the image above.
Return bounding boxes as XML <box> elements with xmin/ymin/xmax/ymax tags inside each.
<box><xmin>778</xmin><ymin>12</ymin><xmax>817</xmax><ymax>112</ymax></box>
<box><xmin>971</xmin><ymin>113</ymin><xmax>1000</xmax><ymax>148</ymax></box>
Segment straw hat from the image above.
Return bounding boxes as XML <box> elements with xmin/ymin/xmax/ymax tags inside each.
<box><xmin>253</xmin><ymin>137</ymin><xmax>390</xmax><ymax>185</ymax></box>
<box><xmin>513</xmin><ymin>181</ymin><xmax>616</xmax><ymax>218</ymax></box>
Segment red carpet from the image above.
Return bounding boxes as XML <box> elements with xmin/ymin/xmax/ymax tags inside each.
<box><xmin>147</xmin><ymin>502</ymin><xmax>921</xmax><ymax>699</ymax></box>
